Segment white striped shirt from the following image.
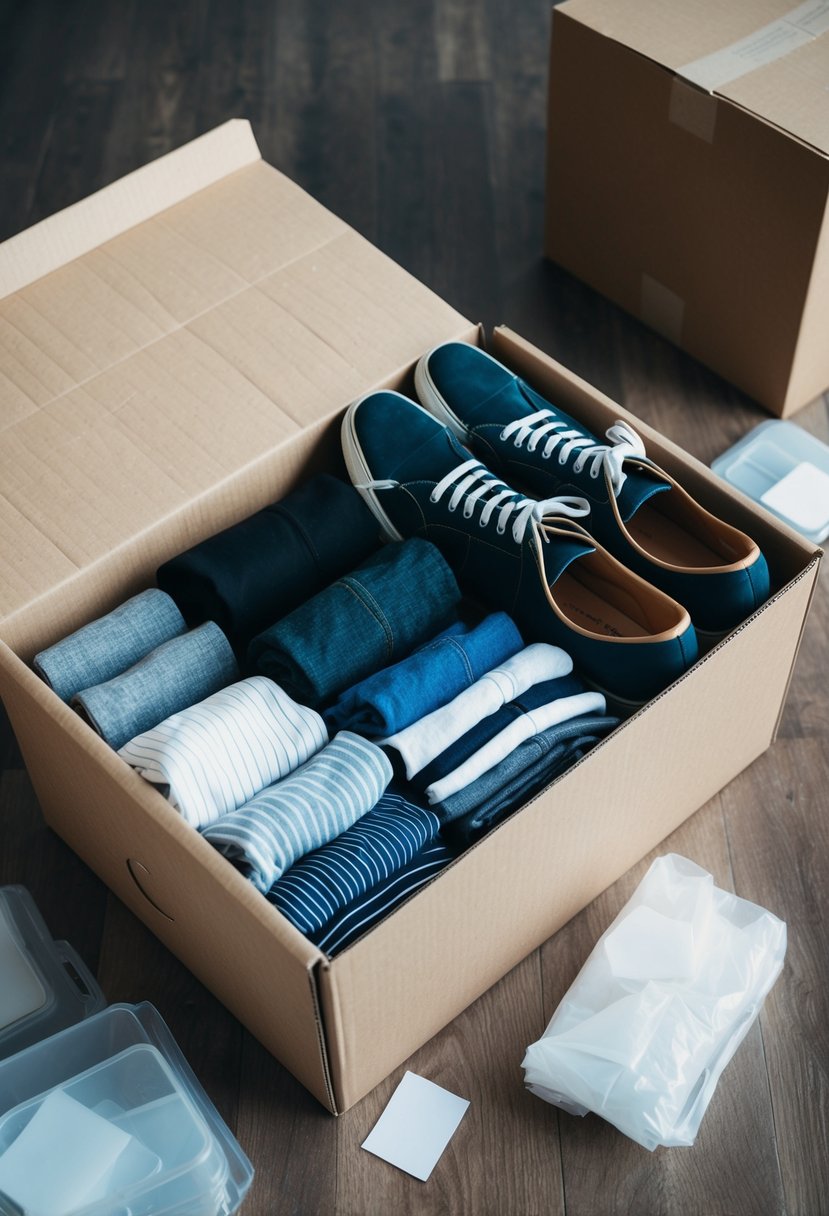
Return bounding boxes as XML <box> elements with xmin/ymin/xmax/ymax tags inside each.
<box><xmin>119</xmin><ymin>676</ymin><xmax>327</xmax><ymax>828</ymax></box>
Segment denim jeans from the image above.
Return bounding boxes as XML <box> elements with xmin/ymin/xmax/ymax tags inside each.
<box><xmin>33</xmin><ymin>589</ymin><xmax>186</xmax><ymax>703</ymax></box>
<box><xmin>268</xmin><ymin>788</ymin><xmax>440</xmax><ymax>935</ymax></box>
<box><xmin>323</xmin><ymin>611</ymin><xmax>523</xmax><ymax>737</ymax></box>
<box><xmin>157</xmin><ymin>474</ymin><xmax>381</xmax><ymax>656</ymax></box>
<box><xmin>248</xmin><ymin>538</ymin><xmax>461</xmax><ymax>709</ymax></box>
<box><xmin>72</xmin><ymin>621</ymin><xmax>239</xmax><ymax>751</ymax></box>
<box><xmin>440</xmin><ymin>714</ymin><xmax>620</xmax><ymax>844</ymax></box>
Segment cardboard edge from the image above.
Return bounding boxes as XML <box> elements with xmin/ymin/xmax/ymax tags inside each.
<box><xmin>770</xmin><ymin>553</ymin><xmax>822</xmax><ymax>740</ymax></box>
<box><xmin>0</xmin><ymin>119</ymin><xmax>262</xmax><ymax>300</ymax></box>
<box><xmin>308</xmin><ymin>959</ymin><xmax>339</xmax><ymax>1114</ymax></box>
<box><xmin>553</xmin><ymin>4</ymin><xmax>829</xmax><ymax>158</ymax></box>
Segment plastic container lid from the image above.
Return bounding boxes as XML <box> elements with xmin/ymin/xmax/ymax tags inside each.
<box><xmin>0</xmin><ymin>887</ymin><xmax>106</xmax><ymax>1062</ymax></box>
<box><xmin>0</xmin><ymin>888</ymin><xmax>253</xmax><ymax>1215</ymax></box>
<box><xmin>712</xmin><ymin>420</ymin><xmax>829</xmax><ymax>544</ymax></box>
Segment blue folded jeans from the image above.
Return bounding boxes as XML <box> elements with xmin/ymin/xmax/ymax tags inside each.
<box><xmin>323</xmin><ymin>611</ymin><xmax>523</xmax><ymax>737</ymax></box>
<box><xmin>268</xmin><ymin>789</ymin><xmax>440</xmax><ymax>935</ymax></box>
<box><xmin>439</xmin><ymin>714</ymin><xmax>620</xmax><ymax>844</ymax></box>
<box><xmin>72</xmin><ymin>622</ymin><xmax>239</xmax><ymax>751</ymax></box>
<box><xmin>157</xmin><ymin>474</ymin><xmax>380</xmax><ymax>656</ymax></box>
<box><xmin>412</xmin><ymin>673</ymin><xmax>585</xmax><ymax>793</ymax></box>
<box><xmin>248</xmin><ymin>538</ymin><xmax>461</xmax><ymax>709</ymax></box>
<box><xmin>311</xmin><ymin>839</ymin><xmax>456</xmax><ymax>955</ymax></box>
<box><xmin>33</xmin><ymin>589</ymin><xmax>186</xmax><ymax>703</ymax></box>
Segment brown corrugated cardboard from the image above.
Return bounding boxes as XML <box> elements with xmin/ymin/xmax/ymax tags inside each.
<box><xmin>0</xmin><ymin>124</ymin><xmax>820</xmax><ymax>1113</ymax></box>
<box><xmin>545</xmin><ymin>0</ymin><xmax>829</xmax><ymax>416</ymax></box>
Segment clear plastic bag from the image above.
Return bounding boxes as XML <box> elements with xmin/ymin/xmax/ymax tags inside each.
<box><xmin>522</xmin><ymin>854</ymin><xmax>786</xmax><ymax>1150</ymax></box>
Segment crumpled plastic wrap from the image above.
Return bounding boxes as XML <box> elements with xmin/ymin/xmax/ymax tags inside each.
<box><xmin>522</xmin><ymin>853</ymin><xmax>786</xmax><ymax>1150</ymax></box>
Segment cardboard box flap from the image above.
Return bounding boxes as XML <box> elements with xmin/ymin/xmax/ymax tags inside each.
<box><xmin>0</xmin><ymin>125</ymin><xmax>471</xmax><ymax>638</ymax></box>
<box><xmin>0</xmin><ymin>120</ymin><xmax>262</xmax><ymax>300</ymax></box>
<box><xmin>558</xmin><ymin>0</ymin><xmax>829</xmax><ymax>154</ymax></box>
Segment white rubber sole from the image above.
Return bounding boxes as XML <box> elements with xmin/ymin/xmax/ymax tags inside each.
<box><xmin>414</xmin><ymin>341</ymin><xmax>517</xmax><ymax>442</ymax></box>
<box><xmin>341</xmin><ymin>395</ymin><xmax>405</xmax><ymax>542</ymax></box>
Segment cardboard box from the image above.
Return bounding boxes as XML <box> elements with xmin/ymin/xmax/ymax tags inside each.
<box><xmin>0</xmin><ymin>121</ymin><xmax>820</xmax><ymax>1113</ymax></box>
<box><xmin>545</xmin><ymin>0</ymin><xmax>829</xmax><ymax>418</ymax></box>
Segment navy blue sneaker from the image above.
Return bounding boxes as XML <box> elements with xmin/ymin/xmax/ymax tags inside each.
<box><xmin>342</xmin><ymin>390</ymin><xmax>697</xmax><ymax>710</ymax></box>
<box><xmin>415</xmin><ymin>342</ymin><xmax>770</xmax><ymax>641</ymax></box>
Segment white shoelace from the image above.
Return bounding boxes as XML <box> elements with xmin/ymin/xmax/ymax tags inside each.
<box><xmin>500</xmin><ymin>411</ymin><xmax>646</xmax><ymax>496</ymax></box>
<box><xmin>362</xmin><ymin>460</ymin><xmax>589</xmax><ymax>544</ymax></box>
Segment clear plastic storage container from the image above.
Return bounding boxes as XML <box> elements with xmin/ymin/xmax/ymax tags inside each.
<box><xmin>0</xmin><ymin>889</ymin><xmax>253</xmax><ymax>1215</ymax></box>
<box><xmin>0</xmin><ymin>886</ymin><xmax>105</xmax><ymax>1062</ymax></box>
<box><xmin>712</xmin><ymin>420</ymin><xmax>829</xmax><ymax>544</ymax></box>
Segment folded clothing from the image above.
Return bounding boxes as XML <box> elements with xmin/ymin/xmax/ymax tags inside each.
<box><xmin>383</xmin><ymin>643</ymin><xmax>572</xmax><ymax>779</ymax></box>
<box><xmin>268</xmin><ymin>790</ymin><xmax>440</xmax><ymax>936</ymax></box>
<box><xmin>442</xmin><ymin>715</ymin><xmax>620</xmax><ymax>845</ymax></box>
<box><xmin>156</xmin><ymin>474</ymin><xmax>380</xmax><ymax>654</ymax></box>
<box><xmin>426</xmin><ymin>689</ymin><xmax>606</xmax><ymax>805</ymax></box>
<box><xmin>522</xmin><ymin>854</ymin><xmax>787</xmax><ymax>1150</ymax></box>
<box><xmin>248</xmin><ymin>538</ymin><xmax>461</xmax><ymax>708</ymax></box>
<box><xmin>33</xmin><ymin>589</ymin><xmax>185</xmax><ymax>703</ymax></box>
<box><xmin>72</xmin><ymin>622</ymin><xmax>239</xmax><ymax>751</ymax></box>
<box><xmin>412</xmin><ymin>672</ymin><xmax>585</xmax><ymax>793</ymax></box>
<box><xmin>119</xmin><ymin>676</ymin><xmax>328</xmax><ymax>828</ymax></box>
<box><xmin>201</xmin><ymin>733</ymin><xmax>392</xmax><ymax>891</ymax></box>
<box><xmin>312</xmin><ymin>840</ymin><xmax>456</xmax><ymax>956</ymax></box>
<box><xmin>324</xmin><ymin>611</ymin><xmax>523</xmax><ymax>737</ymax></box>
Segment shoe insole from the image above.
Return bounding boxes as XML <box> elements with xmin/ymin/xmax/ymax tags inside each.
<box><xmin>626</xmin><ymin>502</ymin><xmax>728</xmax><ymax>569</ymax></box>
<box><xmin>553</xmin><ymin>571</ymin><xmax>651</xmax><ymax>639</ymax></box>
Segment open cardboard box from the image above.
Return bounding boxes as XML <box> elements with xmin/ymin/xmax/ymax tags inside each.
<box><xmin>545</xmin><ymin>0</ymin><xmax>829</xmax><ymax>417</ymax></box>
<box><xmin>0</xmin><ymin>121</ymin><xmax>820</xmax><ymax>1113</ymax></box>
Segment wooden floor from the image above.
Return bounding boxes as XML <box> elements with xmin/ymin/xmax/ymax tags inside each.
<box><xmin>1</xmin><ymin>1</ymin><xmax>827</xmax><ymax>1213</ymax></box>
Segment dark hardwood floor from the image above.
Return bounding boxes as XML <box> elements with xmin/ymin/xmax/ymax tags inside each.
<box><xmin>1</xmin><ymin>2</ymin><xmax>827</xmax><ymax>1213</ymax></box>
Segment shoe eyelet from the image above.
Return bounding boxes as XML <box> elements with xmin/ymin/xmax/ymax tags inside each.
<box><xmin>463</xmin><ymin>507</ymin><xmax>474</xmax><ymax>520</ymax></box>
<box><xmin>429</xmin><ymin>492</ymin><xmax>439</xmax><ymax>504</ymax></box>
<box><xmin>497</xmin><ymin>525</ymin><xmax>506</xmax><ymax>536</ymax></box>
<box><xmin>479</xmin><ymin>517</ymin><xmax>488</xmax><ymax>528</ymax></box>
<box><xmin>448</xmin><ymin>503</ymin><xmax>456</xmax><ymax>513</ymax></box>
<box><xmin>499</xmin><ymin>429</ymin><xmax>508</xmax><ymax>441</ymax></box>
<box><xmin>558</xmin><ymin>454</ymin><xmax>567</xmax><ymax>466</ymax></box>
<box><xmin>590</xmin><ymin>468</ymin><xmax>599</xmax><ymax>479</ymax></box>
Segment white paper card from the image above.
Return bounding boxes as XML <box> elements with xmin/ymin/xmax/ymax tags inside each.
<box><xmin>361</xmin><ymin>1071</ymin><xmax>470</xmax><ymax>1182</ymax></box>
<box><xmin>0</xmin><ymin>1089</ymin><xmax>133</xmax><ymax>1215</ymax></box>
<box><xmin>761</xmin><ymin>461</ymin><xmax>829</xmax><ymax>532</ymax></box>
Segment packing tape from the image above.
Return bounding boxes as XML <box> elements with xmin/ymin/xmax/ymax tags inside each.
<box><xmin>668</xmin><ymin>78</ymin><xmax>718</xmax><ymax>143</ymax></box>
<box><xmin>678</xmin><ymin>0</ymin><xmax>829</xmax><ymax>92</ymax></box>
<box><xmin>640</xmin><ymin>275</ymin><xmax>685</xmax><ymax>346</ymax></box>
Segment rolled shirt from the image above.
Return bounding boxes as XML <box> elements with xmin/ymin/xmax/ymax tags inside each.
<box><xmin>324</xmin><ymin>612</ymin><xmax>523</xmax><ymax>737</ymax></box>
<box><xmin>412</xmin><ymin>673</ymin><xmax>585</xmax><ymax>794</ymax></box>
<box><xmin>312</xmin><ymin>840</ymin><xmax>456</xmax><ymax>956</ymax></box>
<box><xmin>268</xmin><ymin>790</ymin><xmax>441</xmax><ymax>936</ymax></box>
<box><xmin>33</xmin><ymin>589</ymin><xmax>186</xmax><ymax>703</ymax></box>
<box><xmin>201</xmin><ymin>732</ymin><xmax>392</xmax><ymax>891</ymax></box>
<box><xmin>425</xmin><ymin>689</ymin><xmax>606</xmax><ymax>805</ymax></box>
<box><xmin>383</xmin><ymin>643</ymin><xmax>573</xmax><ymax>779</ymax></box>
<box><xmin>157</xmin><ymin>474</ymin><xmax>380</xmax><ymax>655</ymax></box>
<box><xmin>441</xmin><ymin>715</ymin><xmax>621</xmax><ymax>843</ymax></box>
<box><xmin>248</xmin><ymin>538</ymin><xmax>461</xmax><ymax>709</ymax></box>
<box><xmin>118</xmin><ymin>676</ymin><xmax>328</xmax><ymax>828</ymax></box>
<box><xmin>72</xmin><ymin>622</ymin><xmax>239</xmax><ymax>751</ymax></box>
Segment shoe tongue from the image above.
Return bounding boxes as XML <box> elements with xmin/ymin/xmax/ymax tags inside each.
<box><xmin>541</xmin><ymin>529</ymin><xmax>596</xmax><ymax>585</ymax></box>
<box><xmin>616</xmin><ymin>463</ymin><xmax>671</xmax><ymax>523</ymax></box>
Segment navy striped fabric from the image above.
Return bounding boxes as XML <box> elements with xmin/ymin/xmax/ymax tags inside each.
<box><xmin>312</xmin><ymin>840</ymin><xmax>455</xmax><ymax>956</ymax></box>
<box><xmin>201</xmin><ymin>732</ymin><xmax>392</xmax><ymax>891</ymax></box>
<box><xmin>268</xmin><ymin>791</ymin><xmax>441</xmax><ymax>935</ymax></box>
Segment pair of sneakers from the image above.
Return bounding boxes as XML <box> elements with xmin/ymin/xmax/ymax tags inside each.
<box><xmin>342</xmin><ymin>343</ymin><xmax>770</xmax><ymax>711</ymax></box>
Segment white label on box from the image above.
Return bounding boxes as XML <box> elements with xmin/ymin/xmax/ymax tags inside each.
<box><xmin>761</xmin><ymin>461</ymin><xmax>829</xmax><ymax>533</ymax></box>
<box><xmin>361</xmin><ymin>1070</ymin><xmax>470</xmax><ymax>1182</ymax></box>
<box><xmin>678</xmin><ymin>2</ymin><xmax>829</xmax><ymax>92</ymax></box>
